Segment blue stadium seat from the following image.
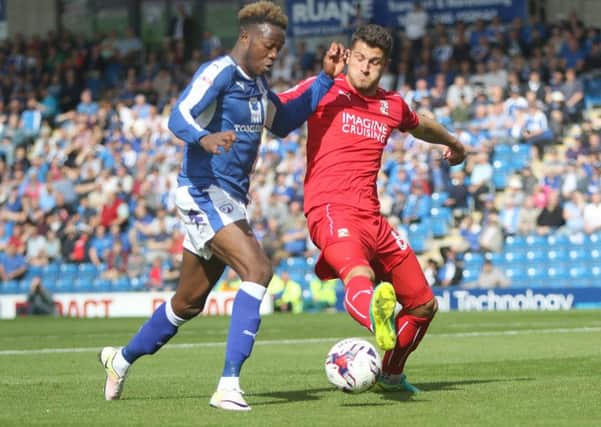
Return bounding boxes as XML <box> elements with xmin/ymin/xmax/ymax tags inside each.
<box><xmin>505</xmin><ymin>235</ymin><xmax>525</xmax><ymax>249</ymax></box>
<box><xmin>92</xmin><ymin>278</ymin><xmax>112</xmax><ymax>293</ymax></box>
<box><xmin>1</xmin><ymin>280</ymin><xmax>20</xmax><ymax>294</ymax></box>
<box><xmin>72</xmin><ymin>279</ymin><xmax>94</xmax><ymax>293</ymax></box>
<box><xmin>504</xmin><ymin>267</ymin><xmax>526</xmax><ymax>282</ymax></box>
<box><xmin>525</xmin><ymin>249</ymin><xmax>545</xmax><ymax>263</ymax></box>
<box><xmin>42</xmin><ymin>263</ymin><xmax>60</xmax><ymax>282</ymax></box>
<box><xmin>286</xmin><ymin>257</ymin><xmax>309</xmax><ymax>269</ymax></box>
<box><xmin>60</xmin><ymin>263</ymin><xmax>79</xmax><ymax>281</ymax></box>
<box><xmin>112</xmin><ymin>277</ymin><xmax>132</xmax><ymax>292</ymax></box>
<box><xmin>588</xmin><ymin>249</ymin><xmax>601</xmax><ymax>262</ymax></box>
<box><xmin>463</xmin><ymin>252</ymin><xmax>484</xmax><ymax>265</ymax></box>
<box><xmin>510</xmin><ymin>144</ymin><xmax>531</xmax><ymax>169</ymax></box>
<box><xmin>129</xmin><ymin>277</ymin><xmax>146</xmax><ymax>292</ymax></box>
<box><xmin>430</xmin><ymin>217</ymin><xmax>449</xmax><ymax>238</ymax></box>
<box><xmin>54</xmin><ymin>278</ymin><xmax>74</xmax><ymax>293</ymax></box>
<box><xmin>546</xmin><ymin>249</ymin><xmax>567</xmax><ymax>262</ymax></box>
<box><xmin>19</xmin><ymin>278</ymin><xmax>33</xmax><ymax>293</ymax></box>
<box><xmin>546</xmin><ymin>234</ymin><xmax>569</xmax><ymax>248</ymax></box>
<box><xmin>493</xmin><ymin>144</ymin><xmax>512</xmax><ymax>162</ymax></box>
<box><xmin>584</xmin><ymin>77</ymin><xmax>601</xmax><ymax>109</ymax></box>
<box><xmin>430</xmin><ymin>192</ymin><xmax>449</xmax><ymax>208</ymax></box>
<box><xmin>407</xmin><ymin>223</ymin><xmax>429</xmax><ymax>254</ymax></box>
<box><xmin>462</xmin><ymin>268</ymin><xmax>479</xmax><ymax>283</ymax></box>
<box><xmin>525</xmin><ymin>235</ymin><xmax>545</xmax><ymax>248</ymax></box>
<box><xmin>492</xmin><ymin>160</ymin><xmax>509</xmax><ymax>190</ymax></box>
<box><xmin>525</xmin><ymin>266</ymin><xmax>546</xmax><ymax>284</ymax></box>
<box><xmin>568</xmin><ymin>248</ymin><xmax>587</xmax><ymax>262</ymax></box>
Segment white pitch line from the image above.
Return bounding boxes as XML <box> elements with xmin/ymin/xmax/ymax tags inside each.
<box><xmin>0</xmin><ymin>326</ymin><xmax>600</xmax><ymax>356</ymax></box>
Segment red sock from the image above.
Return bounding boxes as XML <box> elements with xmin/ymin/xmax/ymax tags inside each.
<box><xmin>382</xmin><ymin>312</ymin><xmax>432</xmax><ymax>375</ymax></box>
<box><xmin>343</xmin><ymin>276</ymin><xmax>373</xmax><ymax>330</ymax></box>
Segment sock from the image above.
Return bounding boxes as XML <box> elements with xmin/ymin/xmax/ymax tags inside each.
<box><xmin>121</xmin><ymin>299</ymin><xmax>186</xmax><ymax>364</ymax></box>
<box><xmin>221</xmin><ymin>281</ymin><xmax>266</xmax><ymax>380</ymax></box>
<box><xmin>382</xmin><ymin>312</ymin><xmax>432</xmax><ymax>375</ymax></box>
<box><xmin>343</xmin><ymin>275</ymin><xmax>373</xmax><ymax>330</ymax></box>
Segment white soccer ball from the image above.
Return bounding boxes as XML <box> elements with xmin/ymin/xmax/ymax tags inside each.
<box><xmin>324</xmin><ymin>338</ymin><xmax>381</xmax><ymax>393</ymax></box>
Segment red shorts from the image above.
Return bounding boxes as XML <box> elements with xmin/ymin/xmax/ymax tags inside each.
<box><xmin>306</xmin><ymin>204</ymin><xmax>433</xmax><ymax>309</ymax></box>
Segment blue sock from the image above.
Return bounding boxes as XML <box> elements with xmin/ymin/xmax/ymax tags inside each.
<box><xmin>121</xmin><ymin>302</ymin><xmax>180</xmax><ymax>364</ymax></box>
<box><xmin>222</xmin><ymin>282</ymin><xmax>266</xmax><ymax>377</ymax></box>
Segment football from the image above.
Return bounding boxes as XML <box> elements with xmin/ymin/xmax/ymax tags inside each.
<box><xmin>324</xmin><ymin>338</ymin><xmax>381</xmax><ymax>393</ymax></box>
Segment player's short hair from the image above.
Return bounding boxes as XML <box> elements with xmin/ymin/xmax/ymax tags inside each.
<box><xmin>351</xmin><ymin>24</ymin><xmax>392</xmax><ymax>58</ymax></box>
<box><xmin>238</xmin><ymin>1</ymin><xmax>288</xmax><ymax>31</ymax></box>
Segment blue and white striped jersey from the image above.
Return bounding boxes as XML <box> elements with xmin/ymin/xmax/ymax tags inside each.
<box><xmin>168</xmin><ymin>55</ymin><xmax>333</xmax><ymax>203</ymax></box>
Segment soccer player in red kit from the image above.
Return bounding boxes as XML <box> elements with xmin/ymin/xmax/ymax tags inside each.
<box><xmin>279</xmin><ymin>24</ymin><xmax>466</xmax><ymax>392</ymax></box>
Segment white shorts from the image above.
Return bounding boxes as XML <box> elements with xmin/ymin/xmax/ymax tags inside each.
<box><xmin>175</xmin><ymin>185</ymin><xmax>248</xmax><ymax>260</ymax></box>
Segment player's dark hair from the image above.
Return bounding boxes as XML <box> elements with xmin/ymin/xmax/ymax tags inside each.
<box><xmin>351</xmin><ymin>24</ymin><xmax>392</xmax><ymax>58</ymax></box>
<box><xmin>239</xmin><ymin>1</ymin><xmax>288</xmax><ymax>31</ymax></box>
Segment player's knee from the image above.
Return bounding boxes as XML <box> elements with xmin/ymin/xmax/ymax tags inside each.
<box><xmin>414</xmin><ymin>297</ymin><xmax>438</xmax><ymax>319</ymax></box>
<box><xmin>171</xmin><ymin>294</ymin><xmax>207</xmax><ymax>319</ymax></box>
<box><xmin>343</xmin><ymin>265</ymin><xmax>375</xmax><ymax>284</ymax></box>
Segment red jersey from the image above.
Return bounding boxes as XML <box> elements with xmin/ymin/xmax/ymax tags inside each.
<box><xmin>279</xmin><ymin>75</ymin><xmax>419</xmax><ymax>214</ymax></box>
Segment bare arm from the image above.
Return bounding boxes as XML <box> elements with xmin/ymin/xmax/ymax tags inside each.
<box><xmin>409</xmin><ymin>113</ymin><xmax>467</xmax><ymax>165</ymax></box>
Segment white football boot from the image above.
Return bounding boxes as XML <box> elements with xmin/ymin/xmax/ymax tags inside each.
<box><xmin>209</xmin><ymin>388</ymin><xmax>251</xmax><ymax>411</ymax></box>
<box><xmin>99</xmin><ymin>346</ymin><xmax>127</xmax><ymax>400</ymax></box>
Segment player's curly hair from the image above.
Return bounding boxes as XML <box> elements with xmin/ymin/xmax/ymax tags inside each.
<box><xmin>238</xmin><ymin>1</ymin><xmax>288</xmax><ymax>30</ymax></box>
<box><xmin>352</xmin><ymin>24</ymin><xmax>392</xmax><ymax>58</ymax></box>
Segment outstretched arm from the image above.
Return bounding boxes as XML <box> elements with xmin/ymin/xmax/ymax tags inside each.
<box><xmin>266</xmin><ymin>42</ymin><xmax>346</xmax><ymax>137</ymax></box>
<box><xmin>409</xmin><ymin>113</ymin><xmax>467</xmax><ymax>165</ymax></box>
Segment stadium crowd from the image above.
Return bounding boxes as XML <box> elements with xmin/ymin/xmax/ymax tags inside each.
<box><xmin>1</xmin><ymin>10</ymin><xmax>600</xmax><ymax>308</ymax></box>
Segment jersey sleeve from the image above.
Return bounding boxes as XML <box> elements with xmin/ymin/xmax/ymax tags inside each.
<box><xmin>264</xmin><ymin>72</ymin><xmax>333</xmax><ymax>137</ymax></box>
<box><xmin>168</xmin><ymin>62</ymin><xmax>232</xmax><ymax>144</ymax></box>
<box><xmin>395</xmin><ymin>95</ymin><xmax>420</xmax><ymax>132</ymax></box>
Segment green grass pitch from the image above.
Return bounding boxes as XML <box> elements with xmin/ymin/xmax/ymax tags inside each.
<box><xmin>1</xmin><ymin>310</ymin><xmax>600</xmax><ymax>426</ymax></box>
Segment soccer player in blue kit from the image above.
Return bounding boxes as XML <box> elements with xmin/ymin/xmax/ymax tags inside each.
<box><xmin>99</xmin><ymin>1</ymin><xmax>345</xmax><ymax>411</ymax></box>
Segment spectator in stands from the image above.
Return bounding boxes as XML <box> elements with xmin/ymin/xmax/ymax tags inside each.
<box><xmin>268</xmin><ymin>270</ymin><xmax>303</xmax><ymax>314</ymax></box>
<box><xmin>517</xmin><ymin>196</ymin><xmax>540</xmax><ymax>235</ymax></box>
<box><xmin>0</xmin><ymin>242</ymin><xmax>27</xmax><ymax>282</ymax></box>
<box><xmin>403</xmin><ymin>182</ymin><xmax>430</xmax><ymax>224</ymax></box>
<box><xmin>218</xmin><ymin>268</ymin><xmax>241</xmax><ymax>292</ymax></box>
<box><xmin>437</xmin><ymin>247</ymin><xmax>462</xmax><ymax>287</ymax></box>
<box><xmin>561</xmin><ymin>190</ymin><xmax>586</xmax><ymax>235</ymax></box>
<box><xmin>405</xmin><ymin>2</ymin><xmax>428</xmax><ymax>65</ymax></box>
<box><xmin>479</xmin><ymin>211</ymin><xmax>504</xmax><ymax>252</ymax></box>
<box><xmin>308</xmin><ymin>277</ymin><xmax>338</xmax><ymax>312</ymax></box>
<box><xmin>560</xmin><ymin>68</ymin><xmax>584</xmax><ymax>121</ymax></box>
<box><xmin>167</xmin><ymin>2</ymin><xmax>195</xmax><ymax>57</ymax></box>
<box><xmin>26</xmin><ymin>276</ymin><xmax>56</xmax><ymax>316</ymax></box>
<box><xmin>536</xmin><ymin>191</ymin><xmax>565</xmax><ymax>235</ymax></box>
<box><xmin>423</xmin><ymin>258</ymin><xmax>439</xmax><ymax>287</ymax></box>
<box><xmin>466</xmin><ymin>152</ymin><xmax>493</xmax><ymax>211</ymax></box>
<box><xmin>583</xmin><ymin>191</ymin><xmax>601</xmax><ymax>234</ymax></box>
<box><xmin>464</xmin><ymin>260</ymin><xmax>510</xmax><ymax>289</ymax></box>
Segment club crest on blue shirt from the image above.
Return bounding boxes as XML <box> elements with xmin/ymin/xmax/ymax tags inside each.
<box><xmin>249</xmin><ymin>97</ymin><xmax>262</xmax><ymax>124</ymax></box>
<box><xmin>219</xmin><ymin>203</ymin><xmax>234</xmax><ymax>214</ymax></box>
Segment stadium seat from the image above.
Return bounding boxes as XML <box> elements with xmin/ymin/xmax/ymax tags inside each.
<box><xmin>92</xmin><ymin>278</ymin><xmax>112</xmax><ymax>293</ymax></box>
<box><xmin>430</xmin><ymin>192</ymin><xmax>449</xmax><ymax>208</ymax></box>
<box><xmin>462</xmin><ymin>268</ymin><xmax>479</xmax><ymax>283</ymax></box>
<box><xmin>430</xmin><ymin>217</ymin><xmax>449</xmax><ymax>238</ymax></box>
<box><xmin>112</xmin><ymin>277</ymin><xmax>132</xmax><ymax>292</ymax></box>
<box><xmin>72</xmin><ymin>279</ymin><xmax>94</xmax><ymax>293</ymax></box>
<box><xmin>505</xmin><ymin>235</ymin><xmax>525</xmax><ymax>249</ymax></box>
<box><xmin>510</xmin><ymin>144</ymin><xmax>531</xmax><ymax>169</ymax></box>
<box><xmin>568</xmin><ymin>248</ymin><xmax>587</xmax><ymax>262</ymax></box>
<box><xmin>525</xmin><ymin>235</ymin><xmax>545</xmax><ymax>248</ymax></box>
<box><xmin>525</xmin><ymin>266</ymin><xmax>546</xmax><ymax>284</ymax></box>
<box><xmin>546</xmin><ymin>234</ymin><xmax>569</xmax><ymax>248</ymax></box>
<box><xmin>525</xmin><ymin>249</ymin><xmax>545</xmax><ymax>263</ymax></box>
<box><xmin>584</xmin><ymin>77</ymin><xmax>601</xmax><ymax>110</ymax></box>
<box><xmin>546</xmin><ymin>249</ymin><xmax>567</xmax><ymax>262</ymax></box>
<box><xmin>1</xmin><ymin>280</ymin><xmax>20</xmax><ymax>294</ymax></box>
<box><xmin>54</xmin><ymin>278</ymin><xmax>74</xmax><ymax>293</ymax></box>
<box><xmin>493</xmin><ymin>144</ymin><xmax>512</xmax><ymax>162</ymax></box>
<box><xmin>18</xmin><ymin>278</ymin><xmax>33</xmax><ymax>293</ymax></box>
<box><xmin>492</xmin><ymin>160</ymin><xmax>509</xmax><ymax>190</ymax></box>
<box><xmin>588</xmin><ymin>249</ymin><xmax>601</xmax><ymax>261</ymax></box>
<box><xmin>129</xmin><ymin>277</ymin><xmax>146</xmax><ymax>291</ymax></box>
<box><xmin>60</xmin><ymin>263</ymin><xmax>79</xmax><ymax>281</ymax></box>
